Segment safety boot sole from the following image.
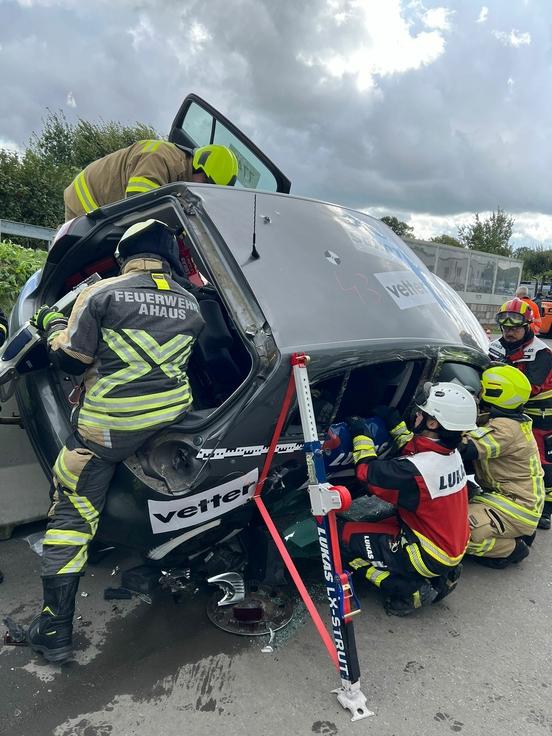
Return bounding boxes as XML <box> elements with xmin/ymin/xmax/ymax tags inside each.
<box><xmin>26</xmin><ymin>619</ymin><xmax>73</xmax><ymax>663</ymax></box>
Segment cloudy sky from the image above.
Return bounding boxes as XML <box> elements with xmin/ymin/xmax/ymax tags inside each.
<box><xmin>0</xmin><ymin>0</ymin><xmax>550</xmax><ymax>246</ymax></box>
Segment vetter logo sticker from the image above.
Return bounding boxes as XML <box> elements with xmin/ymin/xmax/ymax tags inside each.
<box><xmin>148</xmin><ymin>468</ymin><xmax>258</xmax><ymax>534</ymax></box>
<box><xmin>373</xmin><ymin>270</ymin><xmax>436</xmax><ymax>310</ymax></box>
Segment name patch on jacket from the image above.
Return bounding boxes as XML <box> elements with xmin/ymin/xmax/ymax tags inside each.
<box><xmin>406</xmin><ymin>449</ymin><xmax>466</xmax><ymax>499</ymax></box>
<box><xmin>114</xmin><ymin>290</ymin><xmax>198</xmax><ymax>319</ymax></box>
<box><xmin>147</xmin><ymin>468</ymin><xmax>258</xmax><ymax>534</ymax></box>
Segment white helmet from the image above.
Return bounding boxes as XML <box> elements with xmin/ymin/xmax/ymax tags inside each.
<box><xmin>416</xmin><ymin>381</ymin><xmax>478</xmax><ymax>431</ymax></box>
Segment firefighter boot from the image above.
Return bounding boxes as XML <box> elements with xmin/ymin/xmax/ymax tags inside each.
<box><xmin>384</xmin><ymin>580</ymin><xmax>438</xmax><ymax>617</ymax></box>
<box><xmin>472</xmin><ymin>538</ymin><xmax>530</xmax><ymax>569</ymax></box>
<box><xmin>27</xmin><ymin>575</ymin><xmax>79</xmax><ymax>663</ymax></box>
<box><xmin>431</xmin><ymin>564</ymin><xmax>463</xmax><ymax>604</ymax></box>
<box><xmin>537</xmin><ymin>501</ymin><xmax>552</xmax><ymax>530</ymax></box>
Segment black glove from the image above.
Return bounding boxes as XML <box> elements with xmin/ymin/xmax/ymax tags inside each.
<box><xmin>372</xmin><ymin>405</ymin><xmax>403</xmax><ymax>430</ymax></box>
<box><xmin>31</xmin><ymin>305</ymin><xmax>66</xmax><ymax>335</ymax></box>
<box><xmin>347</xmin><ymin>416</ymin><xmax>369</xmax><ymax>438</ymax></box>
<box><xmin>373</xmin><ymin>405</ymin><xmax>413</xmax><ymax>449</ymax></box>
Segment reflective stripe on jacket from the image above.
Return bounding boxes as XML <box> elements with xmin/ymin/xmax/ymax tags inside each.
<box><xmin>49</xmin><ymin>258</ymin><xmax>204</xmax><ymax>446</ymax></box>
<box><xmin>489</xmin><ymin>336</ymin><xmax>552</xmax><ymax>428</ymax></box>
<box><xmin>467</xmin><ymin>414</ymin><xmax>545</xmax><ymax>526</ymax></box>
<box><xmin>64</xmin><ymin>141</ymin><xmax>193</xmax><ymax>218</ymax></box>
<box><xmin>353</xmin><ymin>434</ymin><xmax>470</xmax><ymax>573</ymax></box>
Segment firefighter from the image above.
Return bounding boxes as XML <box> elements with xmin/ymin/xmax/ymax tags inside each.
<box><xmin>341</xmin><ymin>383</ymin><xmax>478</xmax><ymax>616</ymax></box>
<box><xmin>489</xmin><ymin>298</ymin><xmax>552</xmax><ymax>529</ymax></box>
<box><xmin>26</xmin><ymin>219</ymin><xmax>205</xmax><ymax>663</ymax></box>
<box><xmin>460</xmin><ymin>365</ymin><xmax>544</xmax><ymax>567</ymax></box>
<box><xmin>515</xmin><ymin>285</ymin><xmax>542</xmax><ymax>334</ymax></box>
<box><xmin>64</xmin><ymin>141</ymin><xmax>239</xmax><ymax>220</ymax></box>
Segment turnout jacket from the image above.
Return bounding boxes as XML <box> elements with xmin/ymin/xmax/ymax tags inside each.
<box><xmin>489</xmin><ymin>336</ymin><xmax>552</xmax><ymax>429</ymax></box>
<box><xmin>48</xmin><ymin>257</ymin><xmax>205</xmax><ymax>447</ymax></box>
<box><xmin>460</xmin><ymin>409</ymin><xmax>545</xmax><ymax>528</ymax></box>
<box><xmin>354</xmin><ymin>435</ymin><xmax>470</xmax><ymax>570</ymax></box>
<box><xmin>64</xmin><ymin>140</ymin><xmax>193</xmax><ymax>219</ymax></box>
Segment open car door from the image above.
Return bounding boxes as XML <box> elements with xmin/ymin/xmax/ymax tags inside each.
<box><xmin>169</xmin><ymin>93</ymin><xmax>291</xmax><ymax>193</ymax></box>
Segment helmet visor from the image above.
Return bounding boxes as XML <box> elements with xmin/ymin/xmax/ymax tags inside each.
<box><xmin>496</xmin><ymin>312</ymin><xmax>527</xmax><ymax>327</ymax></box>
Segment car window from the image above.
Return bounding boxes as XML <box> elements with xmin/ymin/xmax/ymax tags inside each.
<box><xmin>169</xmin><ymin>95</ymin><xmax>291</xmax><ymax>193</ymax></box>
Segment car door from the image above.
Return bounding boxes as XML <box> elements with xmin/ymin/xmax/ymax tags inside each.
<box><xmin>168</xmin><ymin>93</ymin><xmax>291</xmax><ymax>194</ymax></box>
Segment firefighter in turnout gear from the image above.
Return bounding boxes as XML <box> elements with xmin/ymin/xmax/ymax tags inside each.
<box><xmin>340</xmin><ymin>383</ymin><xmax>477</xmax><ymax>616</ymax></box>
<box><xmin>460</xmin><ymin>365</ymin><xmax>544</xmax><ymax>567</ymax></box>
<box><xmin>26</xmin><ymin>219</ymin><xmax>204</xmax><ymax>662</ymax></box>
<box><xmin>489</xmin><ymin>298</ymin><xmax>552</xmax><ymax>530</ymax></box>
<box><xmin>64</xmin><ymin>141</ymin><xmax>239</xmax><ymax>220</ymax></box>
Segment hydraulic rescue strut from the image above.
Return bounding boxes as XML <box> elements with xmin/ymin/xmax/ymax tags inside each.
<box><xmin>253</xmin><ymin>353</ymin><xmax>373</xmax><ymax>721</ymax></box>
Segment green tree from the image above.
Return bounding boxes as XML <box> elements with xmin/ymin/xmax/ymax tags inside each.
<box><xmin>0</xmin><ymin>240</ymin><xmax>47</xmax><ymax>310</ymax></box>
<box><xmin>430</xmin><ymin>233</ymin><xmax>463</xmax><ymax>248</ymax></box>
<box><xmin>0</xmin><ymin>111</ymin><xmax>159</xmax><ymax>231</ymax></box>
<box><xmin>457</xmin><ymin>208</ymin><xmax>515</xmax><ymax>256</ymax></box>
<box><xmin>515</xmin><ymin>245</ymin><xmax>552</xmax><ymax>284</ymax></box>
<box><xmin>380</xmin><ymin>216</ymin><xmax>415</xmax><ymax>239</ymax></box>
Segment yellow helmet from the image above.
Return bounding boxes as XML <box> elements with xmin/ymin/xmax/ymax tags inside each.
<box><xmin>480</xmin><ymin>365</ymin><xmax>531</xmax><ymax>409</ymax></box>
<box><xmin>192</xmin><ymin>144</ymin><xmax>238</xmax><ymax>186</ymax></box>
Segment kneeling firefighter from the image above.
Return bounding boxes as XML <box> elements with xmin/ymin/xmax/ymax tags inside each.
<box><xmin>460</xmin><ymin>365</ymin><xmax>544</xmax><ymax>567</ymax></box>
<box><xmin>26</xmin><ymin>219</ymin><xmax>205</xmax><ymax>663</ymax></box>
<box><xmin>341</xmin><ymin>383</ymin><xmax>477</xmax><ymax>616</ymax></box>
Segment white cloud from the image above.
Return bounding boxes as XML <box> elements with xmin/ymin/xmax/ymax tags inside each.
<box><xmin>422</xmin><ymin>7</ymin><xmax>454</xmax><ymax>31</ymax></box>
<box><xmin>492</xmin><ymin>29</ymin><xmax>531</xmax><ymax>47</ymax></box>
<box><xmin>0</xmin><ymin>137</ymin><xmax>23</xmax><ymax>154</ymax></box>
<box><xmin>189</xmin><ymin>21</ymin><xmax>211</xmax><ymax>46</ymax></box>
<box><xmin>300</xmin><ymin>0</ymin><xmax>447</xmax><ymax>92</ymax></box>
<box><xmin>476</xmin><ymin>6</ymin><xmax>488</xmax><ymax>23</ymax></box>
<box><xmin>128</xmin><ymin>14</ymin><xmax>155</xmax><ymax>50</ymax></box>
<box><xmin>66</xmin><ymin>91</ymin><xmax>76</xmax><ymax>108</ymax></box>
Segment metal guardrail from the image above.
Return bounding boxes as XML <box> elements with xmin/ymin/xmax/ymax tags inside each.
<box><xmin>0</xmin><ymin>218</ymin><xmax>57</xmax><ymax>244</ymax></box>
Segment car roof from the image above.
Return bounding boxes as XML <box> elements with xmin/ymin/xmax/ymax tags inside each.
<box><xmin>189</xmin><ymin>185</ymin><xmax>489</xmax><ymax>354</ymax></box>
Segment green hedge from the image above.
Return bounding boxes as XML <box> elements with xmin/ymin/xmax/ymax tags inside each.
<box><xmin>0</xmin><ymin>241</ymin><xmax>47</xmax><ymax>312</ymax></box>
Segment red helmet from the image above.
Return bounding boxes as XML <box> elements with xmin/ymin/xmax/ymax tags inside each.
<box><xmin>495</xmin><ymin>298</ymin><xmax>533</xmax><ymax>327</ymax></box>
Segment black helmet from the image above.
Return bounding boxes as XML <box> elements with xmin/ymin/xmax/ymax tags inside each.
<box><xmin>115</xmin><ymin>219</ymin><xmax>184</xmax><ymax>275</ymax></box>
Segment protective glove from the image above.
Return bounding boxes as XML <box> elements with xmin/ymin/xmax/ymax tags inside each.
<box><xmin>373</xmin><ymin>405</ymin><xmax>413</xmax><ymax>449</ymax></box>
<box><xmin>347</xmin><ymin>416</ymin><xmax>369</xmax><ymax>438</ymax></box>
<box><xmin>0</xmin><ymin>310</ymin><xmax>7</xmax><ymax>348</ymax></box>
<box><xmin>31</xmin><ymin>305</ymin><xmax>67</xmax><ymax>335</ymax></box>
<box><xmin>372</xmin><ymin>405</ymin><xmax>403</xmax><ymax>429</ymax></box>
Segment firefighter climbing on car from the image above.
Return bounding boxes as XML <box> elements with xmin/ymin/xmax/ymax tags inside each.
<box><xmin>64</xmin><ymin>140</ymin><xmax>239</xmax><ymax>219</ymax></box>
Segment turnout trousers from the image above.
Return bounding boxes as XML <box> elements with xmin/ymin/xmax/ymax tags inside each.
<box><xmin>42</xmin><ymin>425</ymin><xmax>160</xmax><ymax>578</ymax></box>
<box><xmin>338</xmin><ymin>517</ymin><xmax>459</xmax><ymax>601</ymax></box>
<box><xmin>466</xmin><ymin>500</ymin><xmax>536</xmax><ymax>559</ymax></box>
